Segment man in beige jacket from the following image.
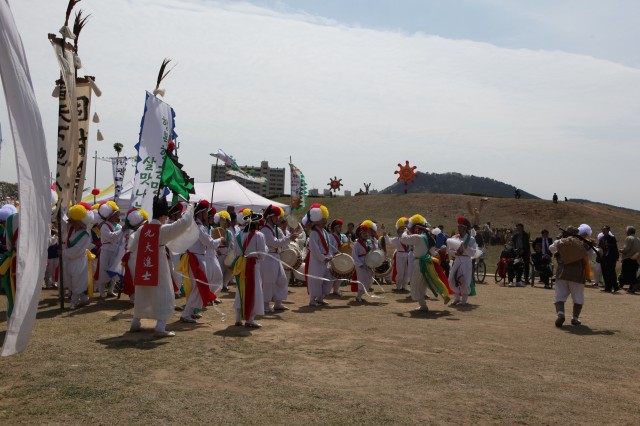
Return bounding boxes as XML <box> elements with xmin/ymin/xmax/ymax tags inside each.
<box><xmin>619</xmin><ymin>226</ymin><xmax>640</xmax><ymax>293</ymax></box>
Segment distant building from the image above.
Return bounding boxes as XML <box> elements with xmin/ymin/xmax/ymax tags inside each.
<box><xmin>344</xmin><ymin>190</ymin><xmax>351</xmax><ymax>197</ymax></box>
<box><xmin>211</xmin><ymin>160</ymin><xmax>285</xmax><ymax>198</ymax></box>
<box><xmin>308</xmin><ymin>188</ymin><xmax>319</xmax><ymax>197</ymax></box>
<box><xmin>323</xmin><ymin>189</ymin><xmax>331</xmax><ymax>197</ymax></box>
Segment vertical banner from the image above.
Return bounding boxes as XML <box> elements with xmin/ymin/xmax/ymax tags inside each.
<box><xmin>111</xmin><ymin>156</ymin><xmax>127</xmax><ymax>201</ymax></box>
<box><xmin>289</xmin><ymin>162</ymin><xmax>307</xmax><ymax>210</ymax></box>
<box><xmin>49</xmin><ymin>35</ymin><xmax>77</xmax><ymax>213</ymax></box>
<box><xmin>73</xmin><ymin>79</ymin><xmax>92</xmax><ymax>202</ymax></box>
<box><xmin>0</xmin><ymin>0</ymin><xmax>51</xmax><ymax>356</ymax></box>
<box><xmin>130</xmin><ymin>92</ymin><xmax>175</xmax><ymax>214</ymax></box>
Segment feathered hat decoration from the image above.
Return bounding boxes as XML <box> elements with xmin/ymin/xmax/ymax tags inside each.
<box><xmin>395</xmin><ymin>217</ymin><xmax>408</xmax><ymax>230</ymax></box>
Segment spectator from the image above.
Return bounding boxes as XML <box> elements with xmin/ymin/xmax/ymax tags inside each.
<box><xmin>500</xmin><ymin>243</ymin><xmax>523</xmax><ymax>286</ymax></box>
<box><xmin>514</xmin><ymin>189</ymin><xmax>521</xmax><ymax>199</ymax></box>
<box><xmin>512</xmin><ymin>223</ymin><xmax>531</xmax><ymax>286</ymax></box>
<box><xmin>619</xmin><ymin>226</ymin><xmax>640</xmax><ymax>293</ymax></box>
<box><xmin>344</xmin><ymin>222</ymin><xmax>356</xmax><ymax>242</ymax></box>
<box><xmin>552</xmin><ymin>193</ymin><xmax>558</xmax><ymax>204</ymax></box>
<box><xmin>531</xmin><ymin>243</ymin><xmax>553</xmax><ymax>288</ymax></box>
<box><xmin>598</xmin><ymin>226</ymin><xmax>619</xmax><ymax>293</ymax></box>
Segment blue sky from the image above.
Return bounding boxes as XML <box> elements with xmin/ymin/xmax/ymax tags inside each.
<box><xmin>1</xmin><ymin>0</ymin><xmax>639</xmax><ymax>210</ymax></box>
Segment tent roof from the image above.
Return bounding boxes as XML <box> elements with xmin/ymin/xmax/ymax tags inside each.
<box><xmin>187</xmin><ymin>180</ymin><xmax>290</xmax><ymax>214</ymax></box>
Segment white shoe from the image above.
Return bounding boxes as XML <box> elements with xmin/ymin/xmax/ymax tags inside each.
<box><xmin>508</xmin><ymin>282</ymin><xmax>514</xmax><ymax>287</ymax></box>
<box><xmin>154</xmin><ymin>330</ymin><xmax>175</xmax><ymax>337</ymax></box>
<box><xmin>516</xmin><ymin>282</ymin><xmax>525</xmax><ymax>287</ymax></box>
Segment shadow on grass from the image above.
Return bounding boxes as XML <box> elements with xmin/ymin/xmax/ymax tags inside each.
<box><xmin>561</xmin><ymin>325</ymin><xmax>618</xmax><ymax>336</ymax></box>
<box><xmin>293</xmin><ymin>304</ymin><xmax>353</xmax><ymax>313</ymax></box>
<box><xmin>96</xmin><ymin>333</ymin><xmax>171</xmax><ymax>350</ymax></box>
<box><xmin>213</xmin><ymin>324</ymin><xmax>253</xmax><ymax>338</ymax></box>
<box><xmin>393</xmin><ymin>309</ymin><xmax>454</xmax><ymax>320</ymax></box>
<box><xmin>447</xmin><ymin>303</ymin><xmax>480</xmax><ymax>311</ymax></box>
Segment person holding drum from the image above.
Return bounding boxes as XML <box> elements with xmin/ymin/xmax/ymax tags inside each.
<box><xmin>232</xmin><ymin>211</ymin><xmax>267</xmax><ymax>328</ymax></box>
<box><xmin>305</xmin><ymin>204</ymin><xmax>334</xmax><ymax>306</ymax></box>
<box><xmin>205</xmin><ymin>206</ymin><xmax>225</xmax><ymax>304</ymax></box>
<box><xmin>213</xmin><ymin>210</ymin><xmax>234</xmax><ymax>292</ymax></box>
<box><xmin>448</xmin><ymin>216</ymin><xmax>478</xmax><ymax>306</ymax></box>
<box><xmin>383</xmin><ymin>217</ymin><xmax>414</xmax><ymax>293</ymax></box>
<box><xmin>260</xmin><ymin>205</ymin><xmax>298</xmax><ymax>312</ymax></box>
<box><xmin>328</xmin><ymin>219</ymin><xmax>349</xmax><ymax>295</ymax></box>
<box><xmin>352</xmin><ymin>223</ymin><xmax>375</xmax><ymax>302</ymax></box>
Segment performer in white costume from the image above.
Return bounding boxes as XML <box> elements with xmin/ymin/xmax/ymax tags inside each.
<box><xmin>304</xmin><ymin>204</ymin><xmax>333</xmax><ymax>306</ymax></box>
<box><xmin>63</xmin><ymin>204</ymin><xmax>94</xmax><ymax>309</ymax></box>
<box><xmin>260</xmin><ymin>205</ymin><xmax>297</xmax><ymax>312</ymax></box>
<box><xmin>129</xmin><ymin>197</ymin><xmax>193</xmax><ymax>337</ymax></box>
<box><xmin>94</xmin><ymin>201</ymin><xmax>122</xmax><ymax>298</ymax></box>
<box><xmin>448</xmin><ymin>216</ymin><xmax>477</xmax><ymax>305</ymax></box>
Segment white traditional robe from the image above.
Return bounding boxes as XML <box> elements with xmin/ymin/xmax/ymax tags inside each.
<box><xmin>62</xmin><ymin>227</ymin><xmax>91</xmax><ymax>305</ymax></box>
<box><xmin>386</xmin><ymin>235</ymin><xmax>414</xmax><ymax>290</ymax></box>
<box><xmin>401</xmin><ymin>232</ymin><xmax>436</xmax><ymax>303</ymax></box>
<box><xmin>233</xmin><ymin>229</ymin><xmax>266</xmax><ymax>318</ymax></box>
<box><xmin>130</xmin><ymin>206</ymin><xmax>193</xmax><ymax>321</ymax></box>
<box><xmin>448</xmin><ymin>233</ymin><xmax>477</xmax><ymax>303</ymax></box>
<box><xmin>352</xmin><ymin>239</ymin><xmax>373</xmax><ymax>296</ymax></box>
<box><xmin>260</xmin><ymin>224</ymin><xmax>290</xmax><ymax>303</ymax></box>
<box><xmin>307</xmin><ymin>227</ymin><xmax>332</xmax><ymax>299</ymax></box>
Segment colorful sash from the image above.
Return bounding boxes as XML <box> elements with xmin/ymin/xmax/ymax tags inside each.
<box><xmin>233</xmin><ymin>230</ymin><xmax>257</xmax><ymax>321</ymax></box>
<box><xmin>417</xmin><ymin>234</ymin><xmax>453</xmax><ymax>303</ymax></box>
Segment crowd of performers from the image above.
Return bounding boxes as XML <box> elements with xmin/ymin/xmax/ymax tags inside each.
<box><xmin>1</xmin><ymin>197</ymin><xmax>626</xmax><ymax>335</ymax></box>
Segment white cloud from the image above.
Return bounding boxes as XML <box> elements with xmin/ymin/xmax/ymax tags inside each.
<box><xmin>1</xmin><ymin>0</ymin><xmax>639</xmax><ymax>209</ymax></box>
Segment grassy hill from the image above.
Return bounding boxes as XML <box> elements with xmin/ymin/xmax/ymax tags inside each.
<box><xmin>380</xmin><ymin>171</ymin><xmax>539</xmax><ymax>199</ymax></box>
<box><xmin>280</xmin><ymin>193</ymin><xmax>639</xmax><ymax>238</ymax></box>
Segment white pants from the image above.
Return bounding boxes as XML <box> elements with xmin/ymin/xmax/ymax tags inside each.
<box><xmin>553</xmin><ymin>279</ymin><xmax>585</xmax><ymax>304</ymax></box>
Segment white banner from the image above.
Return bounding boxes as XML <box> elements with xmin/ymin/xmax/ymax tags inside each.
<box><xmin>0</xmin><ymin>0</ymin><xmax>51</xmax><ymax>356</ymax></box>
<box><xmin>50</xmin><ymin>35</ymin><xmax>77</xmax><ymax>213</ymax></box>
<box><xmin>111</xmin><ymin>156</ymin><xmax>127</xmax><ymax>201</ymax></box>
<box><xmin>130</xmin><ymin>92</ymin><xmax>175</xmax><ymax>214</ymax></box>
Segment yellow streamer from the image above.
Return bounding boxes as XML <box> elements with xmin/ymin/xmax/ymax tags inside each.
<box><xmin>86</xmin><ymin>250</ymin><xmax>96</xmax><ymax>298</ymax></box>
<box><xmin>176</xmin><ymin>254</ymin><xmax>191</xmax><ymax>299</ymax></box>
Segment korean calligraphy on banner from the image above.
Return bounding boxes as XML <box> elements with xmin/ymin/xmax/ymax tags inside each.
<box><xmin>134</xmin><ymin>223</ymin><xmax>161</xmax><ymax>285</ymax></box>
<box><xmin>130</xmin><ymin>92</ymin><xmax>176</xmax><ymax>214</ymax></box>
<box><xmin>54</xmin><ymin>77</ymin><xmax>94</xmax><ymax>208</ymax></box>
<box><xmin>111</xmin><ymin>157</ymin><xmax>127</xmax><ymax>201</ymax></box>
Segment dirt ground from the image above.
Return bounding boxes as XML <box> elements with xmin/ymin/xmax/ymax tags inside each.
<box><xmin>1</xmin><ymin>277</ymin><xmax>639</xmax><ymax>425</ymax></box>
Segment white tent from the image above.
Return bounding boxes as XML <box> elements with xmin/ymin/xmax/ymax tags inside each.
<box><xmin>186</xmin><ymin>180</ymin><xmax>290</xmax><ymax>214</ymax></box>
<box><xmin>82</xmin><ymin>179</ymin><xmax>289</xmax><ymax>214</ymax></box>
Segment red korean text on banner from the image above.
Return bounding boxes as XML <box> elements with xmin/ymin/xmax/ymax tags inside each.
<box><xmin>134</xmin><ymin>224</ymin><xmax>161</xmax><ymax>286</ymax></box>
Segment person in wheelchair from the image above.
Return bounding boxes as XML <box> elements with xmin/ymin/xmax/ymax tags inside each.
<box><xmin>500</xmin><ymin>243</ymin><xmax>524</xmax><ymax>287</ymax></box>
<box><xmin>531</xmin><ymin>242</ymin><xmax>553</xmax><ymax>289</ymax></box>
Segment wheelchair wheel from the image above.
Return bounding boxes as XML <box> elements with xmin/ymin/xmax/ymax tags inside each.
<box><xmin>475</xmin><ymin>259</ymin><xmax>487</xmax><ymax>283</ymax></box>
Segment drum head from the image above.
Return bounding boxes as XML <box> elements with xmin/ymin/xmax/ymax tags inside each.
<box><xmin>211</xmin><ymin>227</ymin><xmax>225</xmax><ymax>240</ymax></box>
<box><xmin>374</xmin><ymin>259</ymin><xmax>392</xmax><ymax>277</ymax></box>
<box><xmin>332</xmin><ymin>253</ymin><xmax>355</xmax><ymax>274</ymax></box>
<box><xmin>281</xmin><ymin>248</ymin><xmax>298</xmax><ymax>270</ymax></box>
<box><xmin>365</xmin><ymin>249</ymin><xmax>385</xmax><ymax>268</ymax></box>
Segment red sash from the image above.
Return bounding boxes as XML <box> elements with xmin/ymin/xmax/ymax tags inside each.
<box><xmin>351</xmin><ymin>239</ymin><xmax>370</xmax><ymax>292</ymax></box>
<box><xmin>121</xmin><ymin>252</ymin><xmax>135</xmax><ymax>295</ymax></box>
<box><xmin>392</xmin><ymin>251</ymin><xmax>398</xmax><ymax>282</ymax></box>
<box><xmin>187</xmin><ymin>251</ymin><xmax>217</xmax><ymax>305</ymax></box>
<box><xmin>134</xmin><ymin>224</ymin><xmax>161</xmax><ymax>286</ymax></box>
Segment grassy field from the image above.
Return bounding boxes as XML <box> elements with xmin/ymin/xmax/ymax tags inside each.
<box><xmin>1</xmin><ymin>278</ymin><xmax>640</xmax><ymax>425</ymax></box>
<box><xmin>1</xmin><ymin>194</ymin><xmax>639</xmax><ymax>425</ymax></box>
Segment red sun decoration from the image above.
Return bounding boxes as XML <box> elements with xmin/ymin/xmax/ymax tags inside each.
<box><xmin>394</xmin><ymin>161</ymin><xmax>417</xmax><ymax>194</ymax></box>
<box><xmin>327</xmin><ymin>176</ymin><xmax>343</xmax><ymax>195</ymax></box>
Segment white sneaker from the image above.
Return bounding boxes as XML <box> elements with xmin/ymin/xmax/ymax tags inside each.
<box><xmin>154</xmin><ymin>330</ymin><xmax>175</xmax><ymax>337</ymax></box>
<box><xmin>516</xmin><ymin>282</ymin><xmax>525</xmax><ymax>287</ymax></box>
<box><xmin>508</xmin><ymin>282</ymin><xmax>514</xmax><ymax>287</ymax></box>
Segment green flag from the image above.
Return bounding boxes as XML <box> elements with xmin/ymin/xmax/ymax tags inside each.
<box><xmin>160</xmin><ymin>153</ymin><xmax>195</xmax><ymax>200</ymax></box>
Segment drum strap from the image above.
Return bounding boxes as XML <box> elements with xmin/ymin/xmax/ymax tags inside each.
<box><xmin>358</xmin><ymin>239</ymin><xmax>370</xmax><ymax>255</ymax></box>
